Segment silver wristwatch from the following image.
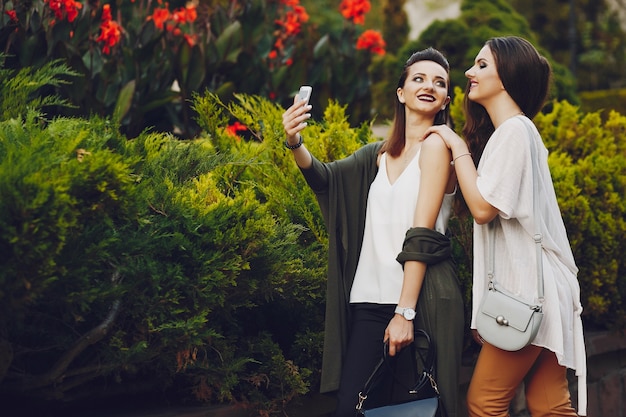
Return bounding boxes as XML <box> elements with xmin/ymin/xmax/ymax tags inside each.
<box><xmin>394</xmin><ymin>306</ymin><xmax>416</xmax><ymax>321</ymax></box>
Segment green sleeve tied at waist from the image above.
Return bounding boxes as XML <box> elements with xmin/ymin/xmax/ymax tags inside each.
<box><xmin>396</xmin><ymin>226</ymin><xmax>452</xmax><ymax>266</ymax></box>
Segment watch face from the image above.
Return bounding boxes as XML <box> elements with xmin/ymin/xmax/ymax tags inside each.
<box><xmin>404</xmin><ymin>308</ymin><xmax>416</xmax><ymax>320</ymax></box>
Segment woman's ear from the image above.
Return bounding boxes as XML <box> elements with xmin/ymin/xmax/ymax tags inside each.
<box><xmin>441</xmin><ymin>96</ymin><xmax>451</xmax><ymax>110</ymax></box>
<box><xmin>397</xmin><ymin>87</ymin><xmax>406</xmax><ymax>104</ymax></box>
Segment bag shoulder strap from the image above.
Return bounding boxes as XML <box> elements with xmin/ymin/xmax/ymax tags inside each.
<box><xmin>488</xmin><ymin>116</ymin><xmax>544</xmax><ymax>301</ymax></box>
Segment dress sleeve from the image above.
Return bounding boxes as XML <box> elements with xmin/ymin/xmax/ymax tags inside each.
<box><xmin>476</xmin><ymin>118</ymin><xmax>532</xmax><ymax>220</ymax></box>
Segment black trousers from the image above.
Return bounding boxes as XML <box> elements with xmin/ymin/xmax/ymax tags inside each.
<box><xmin>333</xmin><ymin>258</ymin><xmax>464</xmax><ymax>417</ymax></box>
<box><xmin>333</xmin><ymin>303</ymin><xmax>402</xmax><ymax>417</ymax></box>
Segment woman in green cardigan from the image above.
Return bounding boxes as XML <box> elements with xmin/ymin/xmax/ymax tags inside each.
<box><xmin>282</xmin><ymin>48</ymin><xmax>465</xmax><ymax>417</ymax></box>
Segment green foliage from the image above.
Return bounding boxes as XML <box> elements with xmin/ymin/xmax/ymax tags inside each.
<box><xmin>427</xmin><ymin>0</ymin><xmax>577</xmax><ymax>103</ymax></box>
<box><xmin>0</xmin><ymin>96</ymin><xmax>322</xmax><ymax>413</ymax></box>
<box><xmin>0</xmin><ymin>54</ymin><xmax>78</xmax><ymax>119</ymax></box>
<box><xmin>535</xmin><ymin>102</ymin><xmax>626</xmax><ymax>328</ymax></box>
<box><xmin>368</xmin><ymin>0</ymin><xmax>579</xmax><ymax>123</ymax></box>
<box><xmin>580</xmin><ymin>88</ymin><xmax>626</xmax><ymax>117</ymax></box>
<box><xmin>0</xmin><ymin>0</ymin><xmax>386</xmax><ymax>138</ymax></box>
<box><xmin>0</xmin><ymin>113</ymin><xmax>132</xmax><ymax>314</ymax></box>
<box><xmin>368</xmin><ymin>52</ymin><xmax>400</xmax><ymax>123</ymax></box>
<box><xmin>307</xmin><ymin>31</ymin><xmax>375</xmax><ymax>125</ymax></box>
<box><xmin>382</xmin><ymin>0</ymin><xmax>409</xmax><ymax>54</ymax></box>
<box><xmin>510</xmin><ymin>0</ymin><xmax>626</xmax><ymax>91</ymax></box>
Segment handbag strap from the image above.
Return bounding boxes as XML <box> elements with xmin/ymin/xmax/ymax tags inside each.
<box><xmin>356</xmin><ymin>329</ymin><xmax>438</xmax><ymax>412</ymax></box>
<box><xmin>487</xmin><ymin>116</ymin><xmax>544</xmax><ymax>302</ymax></box>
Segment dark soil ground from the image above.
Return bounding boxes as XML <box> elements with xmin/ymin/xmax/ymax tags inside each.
<box><xmin>2</xmin><ymin>391</ymin><xmax>336</xmax><ymax>417</ymax></box>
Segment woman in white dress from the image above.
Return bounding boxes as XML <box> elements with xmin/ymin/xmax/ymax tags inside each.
<box><xmin>282</xmin><ymin>48</ymin><xmax>465</xmax><ymax>417</ymax></box>
<box><xmin>424</xmin><ymin>36</ymin><xmax>586</xmax><ymax>416</ymax></box>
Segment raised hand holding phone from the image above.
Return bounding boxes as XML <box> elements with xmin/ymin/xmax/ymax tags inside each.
<box><xmin>283</xmin><ymin>86</ymin><xmax>312</xmax><ymax>152</ymax></box>
<box><xmin>297</xmin><ymin>86</ymin><xmax>312</xmax><ymax>105</ymax></box>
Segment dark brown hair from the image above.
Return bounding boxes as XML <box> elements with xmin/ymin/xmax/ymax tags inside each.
<box><xmin>463</xmin><ymin>36</ymin><xmax>552</xmax><ymax>164</ymax></box>
<box><xmin>381</xmin><ymin>47</ymin><xmax>451</xmax><ymax>157</ymax></box>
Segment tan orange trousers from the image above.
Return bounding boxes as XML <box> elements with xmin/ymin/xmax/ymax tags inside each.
<box><xmin>467</xmin><ymin>342</ymin><xmax>579</xmax><ymax>417</ymax></box>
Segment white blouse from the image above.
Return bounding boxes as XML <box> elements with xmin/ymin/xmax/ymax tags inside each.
<box><xmin>350</xmin><ymin>149</ymin><xmax>455</xmax><ymax>304</ymax></box>
<box><xmin>472</xmin><ymin>116</ymin><xmax>586</xmax><ymax>414</ymax></box>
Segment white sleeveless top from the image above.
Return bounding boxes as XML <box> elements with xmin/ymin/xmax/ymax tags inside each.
<box><xmin>350</xmin><ymin>150</ymin><xmax>455</xmax><ymax>304</ymax></box>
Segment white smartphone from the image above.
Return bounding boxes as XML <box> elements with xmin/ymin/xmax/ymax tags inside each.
<box><xmin>297</xmin><ymin>85</ymin><xmax>312</xmax><ymax>105</ymax></box>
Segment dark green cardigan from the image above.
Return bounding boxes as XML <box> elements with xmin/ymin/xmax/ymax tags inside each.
<box><xmin>300</xmin><ymin>141</ymin><xmax>383</xmax><ymax>393</ymax></box>
<box><xmin>300</xmin><ymin>143</ymin><xmax>464</xmax><ymax>417</ymax></box>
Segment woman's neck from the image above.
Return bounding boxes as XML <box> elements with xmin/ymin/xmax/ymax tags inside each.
<box><xmin>405</xmin><ymin>114</ymin><xmax>436</xmax><ymax>143</ymax></box>
<box><xmin>484</xmin><ymin>97</ymin><xmax>523</xmax><ymax>128</ymax></box>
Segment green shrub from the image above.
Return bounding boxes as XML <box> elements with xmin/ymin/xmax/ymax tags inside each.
<box><xmin>579</xmin><ymin>88</ymin><xmax>626</xmax><ymax>118</ymax></box>
<box><xmin>368</xmin><ymin>0</ymin><xmax>579</xmax><ymax>124</ymax></box>
<box><xmin>0</xmin><ymin>54</ymin><xmax>78</xmax><ymax>120</ymax></box>
<box><xmin>536</xmin><ymin>101</ymin><xmax>626</xmax><ymax>329</ymax></box>
<box><xmin>0</xmin><ymin>108</ymin><xmax>319</xmax><ymax>413</ymax></box>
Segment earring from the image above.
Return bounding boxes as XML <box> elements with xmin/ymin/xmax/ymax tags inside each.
<box><xmin>441</xmin><ymin>105</ymin><xmax>446</xmax><ymax>110</ymax></box>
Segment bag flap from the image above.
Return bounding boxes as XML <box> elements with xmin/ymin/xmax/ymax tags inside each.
<box><xmin>480</xmin><ymin>289</ymin><xmax>537</xmax><ymax>332</ymax></box>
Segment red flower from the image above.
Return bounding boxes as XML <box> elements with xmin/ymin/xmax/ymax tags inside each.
<box><xmin>293</xmin><ymin>5</ymin><xmax>309</xmax><ymax>25</ymax></box>
<box><xmin>44</xmin><ymin>0</ymin><xmax>83</xmax><ymax>23</ymax></box>
<box><xmin>172</xmin><ymin>5</ymin><xmax>197</xmax><ymax>24</ymax></box>
<box><xmin>281</xmin><ymin>12</ymin><xmax>301</xmax><ymax>36</ymax></box>
<box><xmin>96</xmin><ymin>20</ymin><xmax>122</xmax><ymax>54</ymax></box>
<box><xmin>225</xmin><ymin>121</ymin><xmax>248</xmax><ymax>138</ymax></box>
<box><xmin>339</xmin><ymin>0</ymin><xmax>370</xmax><ymax>25</ymax></box>
<box><xmin>5</xmin><ymin>10</ymin><xmax>18</xmax><ymax>22</ymax></box>
<box><xmin>268</xmin><ymin>0</ymin><xmax>309</xmax><ymax>69</ymax></box>
<box><xmin>95</xmin><ymin>3</ymin><xmax>122</xmax><ymax>54</ymax></box>
<box><xmin>101</xmin><ymin>3</ymin><xmax>112</xmax><ymax>21</ymax></box>
<box><xmin>356</xmin><ymin>29</ymin><xmax>386</xmax><ymax>55</ymax></box>
<box><xmin>183</xmin><ymin>34</ymin><xmax>197</xmax><ymax>47</ymax></box>
<box><xmin>149</xmin><ymin>7</ymin><xmax>171</xmax><ymax>30</ymax></box>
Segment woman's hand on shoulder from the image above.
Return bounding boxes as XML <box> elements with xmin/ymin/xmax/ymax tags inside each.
<box><xmin>419</xmin><ymin>131</ymin><xmax>453</xmax><ymax>178</ymax></box>
<box><xmin>282</xmin><ymin>96</ymin><xmax>311</xmax><ymax>142</ymax></box>
<box><xmin>423</xmin><ymin>124</ymin><xmax>467</xmax><ymax>154</ymax></box>
<box><xmin>421</xmin><ymin>131</ymin><xmax>452</xmax><ymax>162</ymax></box>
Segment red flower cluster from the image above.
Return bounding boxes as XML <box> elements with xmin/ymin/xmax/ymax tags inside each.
<box><xmin>44</xmin><ymin>0</ymin><xmax>83</xmax><ymax>23</ymax></box>
<box><xmin>172</xmin><ymin>5</ymin><xmax>197</xmax><ymax>25</ymax></box>
<box><xmin>339</xmin><ymin>0</ymin><xmax>370</xmax><ymax>25</ymax></box>
<box><xmin>275</xmin><ymin>0</ymin><xmax>309</xmax><ymax>37</ymax></box>
<box><xmin>148</xmin><ymin>3</ymin><xmax>198</xmax><ymax>46</ymax></box>
<box><xmin>150</xmin><ymin>7</ymin><xmax>170</xmax><ymax>30</ymax></box>
<box><xmin>96</xmin><ymin>4</ymin><xmax>122</xmax><ymax>54</ymax></box>
<box><xmin>356</xmin><ymin>29</ymin><xmax>386</xmax><ymax>55</ymax></box>
<box><xmin>225</xmin><ymin>121</ymin><xmax>247</xmax><ymax>139</ymax></box>
<box><xmin>267</xmin><ymin>0</ymin><xmax>309</xmax><ymax>67</ymax></box>
<box><xmin>5</xmin><ymin>9</ymin><xmax>18</xmax><ymax>22</ymax></box>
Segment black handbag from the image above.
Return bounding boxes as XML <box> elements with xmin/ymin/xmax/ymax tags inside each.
<box><xmin>355</xmin><ymin>329</ymin><xmax>445</xmax><ymax>417</ymax></box>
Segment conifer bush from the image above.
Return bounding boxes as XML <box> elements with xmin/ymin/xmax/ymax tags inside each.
<box><xmin>0</xmin><ymin>75</ymin><xmax>323</xmax><ymax>413</ymax></box>
<box><xmin>536</xmin><ymin>102</ymin><xmax>626</xmax><ymax>328</ymax></box>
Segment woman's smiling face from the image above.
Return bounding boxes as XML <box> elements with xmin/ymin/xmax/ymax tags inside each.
<box><xmin>397</xmin><ymin>60</ymin><xmax>450</xmax><ymax>116</ymax></box>
<box><xmin>465</xmin><ymin>45</ymin><xmax>504</xmax><ymax>106</ymax></box>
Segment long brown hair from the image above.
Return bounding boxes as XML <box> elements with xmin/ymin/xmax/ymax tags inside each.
<box><xmin>463</xmin><ymin>36</ymin><xmax>552</xmax><ymax>164</ymax></box>
<box><xmin>380</xmin><ymin>47</ymin><xmax>451</xmax><ymax>157</ymax></box>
